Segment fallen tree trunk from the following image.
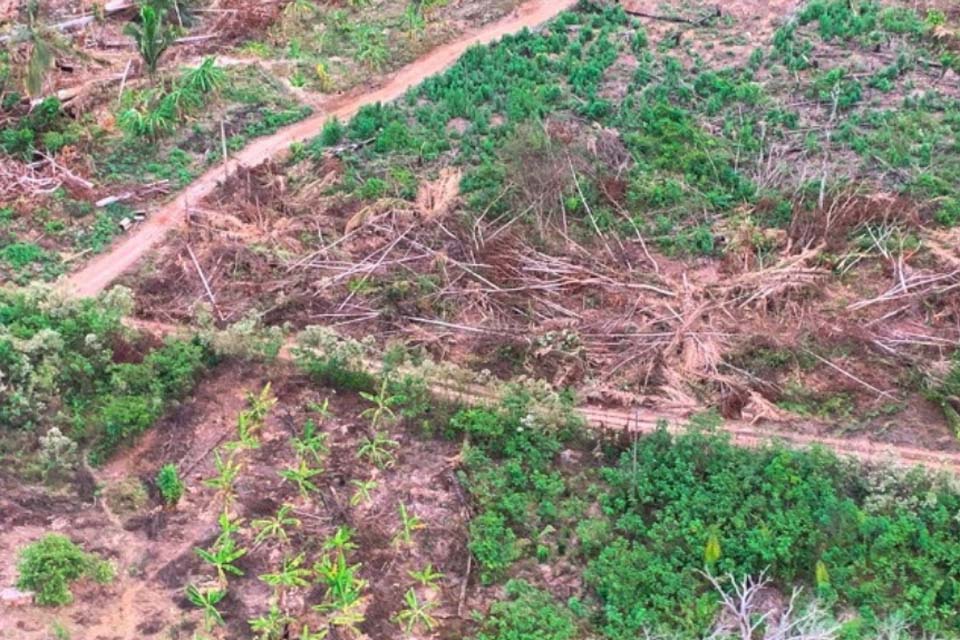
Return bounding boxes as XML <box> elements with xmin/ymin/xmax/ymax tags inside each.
<box><xmin>0</xmin><ymin>0</ymin><xmax>136</xmax><ymax>43</ymax></box>
<box><xmin>620</xmin><ymin>2</ymin><xmax>721</xmax><ymax>25</ymax></box>
<box><xmin>40</xmin><ymin>0</ymin><xmax>136</xmax><ymax>32</ymax></box>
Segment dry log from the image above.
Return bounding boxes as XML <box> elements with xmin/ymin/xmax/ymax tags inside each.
<box><xmin>0</xmin><ymin>0</ymin><xmax>136</xmax><ymax>43</ymax></box>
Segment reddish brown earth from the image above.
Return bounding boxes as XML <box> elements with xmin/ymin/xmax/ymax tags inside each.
<box><xmin>60</xmin><ymin>0</ymin><xmax>579</xmax><ymax>298</ymax></box>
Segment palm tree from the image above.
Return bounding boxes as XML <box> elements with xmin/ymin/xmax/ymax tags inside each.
<box><xmin>124</xmin><ymin>2</ymin><xmax>175</xmax><ymax>76</ymax></box>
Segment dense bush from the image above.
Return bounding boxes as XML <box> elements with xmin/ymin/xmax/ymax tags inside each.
<box><xmin>586</xmin><ymin>428</ymin><xmax>960</xmax><ymax>636</ymax></box>
<box><xmin>17</xmin><ymin>534</ymin><xmax>114</xmax><ymax>606</ymax></box>
<box><xmin>0</xmin><ymin>287</ymin><xmax>209</xmax><ymax>465</ymax></box>
<box><xmin>459</xmin><ymin>395</ymin><xmax>960</xmax><ymax>638</ymax></box>
<box><xmin>451</xmin><ymin>391</ymin><xmax>582</xmax><ymax>583</ymax></box>
<box><xmin>473</xmin><ymin>580</ymin><xmax>578</xmax><ymax>640</ymax></box>
<box><xmin>0</xmin><ymin>98</ymin><xmax>78</xmax><ymax>160</ymax></box>
<box><xmin>304</xmin><ymin>3</ymin><xmax>768</xmax><ymax>255</ymax></box>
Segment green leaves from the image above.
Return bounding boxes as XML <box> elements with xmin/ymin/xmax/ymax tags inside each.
<box><xmin>117</xmin><ymin>58</ymin><xmax>226</xmax><ymax>140</ymax></box>
<box><xmin>259</xmin><ymin>553</ymin><xmax>312</xmax><ymax>592</ymax></box>
<box><xmin>155</xmin><ymin>463</ymin><xmax>184</xmax><ymax>506</ymax></box>
<box><xmin>392</xmin><ymin>588</ymin><xmax>438</xmax><ymax>635</ymax></box>
<box><xmin>704</xmin><ymin>531</ymin><xmax>722</xmax><ymax>568</ymax></box>
<box><xmin>124</xmin><ymin>3</ymin><xmax>175</xmax><ymax>76</ymax></box>
<box><xmin>408</xmin><ymin>563</ymin><xmax>444</xmax><ymax>589</ymax></box>
<box><xmin>474</xmin><ymin>580</ymin><xmax>577</xmax><ymax>640</ymax></box>
<box><xmin>237</xmin><ymin>383</ymin><xmax>277</xmax><ymax>447</ymax></box>
<box><xmin>356</xmin><ymin>431</ymin><xmax>399</xmax><ymax>469</ymax></box>
<box><xmin>393</xmin><ymin>502</ymin><xmax>425</xmax><ymax>548</ymax></box>
<box><xmin>815</xmin><ymin>559</ymin><xmax>831</xmax><ymax>587</ymax></box>
<box><xmin>17</xmin><ymin>534</ymin><xmax>113</xmax><ymax>606</ymax></box>
<box><xmin>180</xmin><ymin>56</ymin><xmax>226</xmax><ymax>95</ymax></box>
<box><xmin>252</xmin><ymin>504</ymin><xmax>301</xmax><ymax>546</ymax></box>
<box><xmin>185</xmin><ymin>584</ymin><xmax>226</xmax><ymax>630</ymax></box>
<box><xmin>195</xmin><ymin>531</ymin><xmax>247</xmax><ymax>585</ymax></box>
<box><xmin>279</xmin><ymin>458</ymin><xmax>323</xmax><ymax>497</ymax></box>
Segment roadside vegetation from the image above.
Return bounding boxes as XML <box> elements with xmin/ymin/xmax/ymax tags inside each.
<box><xmin>0</xmin><ymin>0</ymin><xmax>528</xmax><ymax>283</ymax></box>
<box><xmin>133</xmin><ymin>0</ymin><xmax>960</xmax><ymax>447</ymax></box>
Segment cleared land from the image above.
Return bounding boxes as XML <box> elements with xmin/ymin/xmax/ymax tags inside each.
<box><xmin>5</xmin><ymin>1</ymin><xmax>960</xmax><ymax>639</ymax></box>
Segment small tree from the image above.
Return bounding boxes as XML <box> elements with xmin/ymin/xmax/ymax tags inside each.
<box><xmin>8</xmin><ymin>2</ymin><xmax>81</xmax><ymax>96</ymax></box>
<box><xmin>124</xmin><ymin>3</ymin><xmax>175</xmax><ymax>76</ymax></box>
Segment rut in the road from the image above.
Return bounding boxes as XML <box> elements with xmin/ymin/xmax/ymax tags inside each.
<box><xmin>60</xmin><ymin>0</ymin><xmax>578</xmax><ymax>298</ymax></box>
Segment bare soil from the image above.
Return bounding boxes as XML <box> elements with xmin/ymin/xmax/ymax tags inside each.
<box><xmin>0</xmin><ymin>360</ymin><xmax>495</xmax><ymax>639</ymax></box>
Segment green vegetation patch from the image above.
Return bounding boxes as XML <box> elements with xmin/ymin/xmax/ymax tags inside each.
<box><xmin>0</xmin><ymin>287</ymin><xmax>211</xmax><ymax>467</ymax></box>
<box><xmin>454</xmin><ymin>399</ymin><xmax>960</xmax><ymax>638</ymax></box>
<box><xmin>17</xmin><ymin>534</ymin><xmax>114</xmax><ymax>606</ymax></box>
<box><xmin>298</xmin><ymin>6</ymin><xmax>770</xmax><ymax>255</ymax></box>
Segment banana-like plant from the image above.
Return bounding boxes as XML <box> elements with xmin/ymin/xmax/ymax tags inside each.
<box><xmin>195</xmin><ymin>530</ymin><xmax>247</xmax><ymax>585</ymax></box>
<box><xmin>392</xmin><ymin>588</ymin><xmax>438</xmax><ymax>636</ymax></box>
<box><xmin>393</xmin><ymin>502</ymin><xmax>425</xmax><ymax>548</ymax></box>
<box><xmin>8</xmin><ymin>1</ymin><xmax>82</xmax><ymax>96</ymax></box>
<box><xmin>349</xmin><ymin>478</ymin><xmax>378</xmax><ymax>507</ymax></box>
<box><xmin>252</xmin><ymin>504</ymin><xmax>301</xmax><ymax>547</ymax></box>
<box><xmin>185</xmin><ymin>584</ymin><xmax>227</xmax><ymax>630</ymax></box>
<box><xmin>259</xmin><ymin>553</ymin><xmax>312</xmax><ymax>606</ymax></box>
<box><xmin>279</xmin><ymin>458</ymin><xmax>323</xmax><ymax>498</ymax></box>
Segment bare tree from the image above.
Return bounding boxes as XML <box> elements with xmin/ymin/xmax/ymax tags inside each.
<box><xmin>701</xmin><ymin>570</ymin><xmax>841</xmax><ymax>640</ymax></box>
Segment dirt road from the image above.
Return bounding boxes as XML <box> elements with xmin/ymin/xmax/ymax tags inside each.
<box><xmin>60</xmin><ymin>0</ymin><xmax>578</xmax><ymax>298</ymax></box>
<box><xmin>123</xmin><ymin>318</ymin><xmax>960</xmax><ymax>474</ymax></box>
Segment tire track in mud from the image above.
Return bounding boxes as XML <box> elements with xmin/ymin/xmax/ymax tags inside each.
<box><xmin>59</xmin><ymin>0</ymin><xmax>579</xmax><ymax>298</ymax></box>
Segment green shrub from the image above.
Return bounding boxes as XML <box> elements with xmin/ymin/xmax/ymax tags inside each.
<box><xmin>588</xmin><ymin>429</ymin><xmax>960</xmax><ymax>636</ymax></box>
<box><xmin>457</xmin><ymin>383</ymin><xmax>960</xmax><ymax>637</ymax></box>
<box><xmin>359</xmin><ymin>177</ymin><xmax>387</xmax><ymax>199</ymax></box>
<box><xmin>17</xmin><ymin>535</ymin><xmax>113</xmax><ymax>606</ymax></box>
<box><xmin>0</xmin><ymin>242</ymin><xmax>50</xmax><ymax>270</ymax></box>
<box><xmin>474</xmin><ymin>580</ymin><xmax>578</xmax><ymax>640</ymax></box>
<box><xmin>91</xmin><ymin>339</ymin><xmax>207</xmax><ymax>463</ymax></box>
<box><xmin>935</xmin><ymin>197</ymin><xmax>960</xmax><ymax>227</ymax></box>
<box><xmin>320</xmin><ymin>117</ymin><xmax>345</xmax><ymax>146</ymax></box>
<box><xmin>293</xmin><ymin>327</ymin><xmax>376</xmax><ymax>392</ymax></box>
<box><xmin>0</xmin><ymin>98</ymin><xmax>67</xmax><ymax>159</ymax></box>
<box><xmin>469</xmin><ymin>510</ymin><xmax>520</xmax><ymax>584</ymax></box>
<box><xmin>156</xmin><ymin>463</ymin><xmax>184</xmax><ymax>505</ymax></box>
<box><xmin>0</xmin><ymin>287</ymin><xmax>207</xmax><ymax>465</ymax></box>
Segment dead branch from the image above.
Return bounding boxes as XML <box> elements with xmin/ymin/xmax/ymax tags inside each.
<box><xmin>186</xmin><ymin>244</ymin><xmax>224</xmax><ymax>322</ymax></box>
<box><xmin>0</xmin><ymin>0</ymin><xmax>135</xmax><ymax>43</ymax></box>
<box><xmin>702</xmin><ymin>570</ymin><xmax>841</xmax><ymax>640</ymax></box>
<box><xmin>621</xmin><ymin>4</ymin><xmax>721</xmax><ymax>26</ymax></box>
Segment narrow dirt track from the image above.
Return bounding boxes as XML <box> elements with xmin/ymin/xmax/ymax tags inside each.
<box><xmin>124</xmin><ymin>319</ymin><xmax>960</xmax><ymax>474</ymax></box>
<box><xmin>431</xmin><ymin>377</ymin><xmax>960</xmax><ymax>473</ymax></box>
<box><xmin>60</xmin><ymin>0</ymin><xmax>578</xmax><ymax>298</ymax></box>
